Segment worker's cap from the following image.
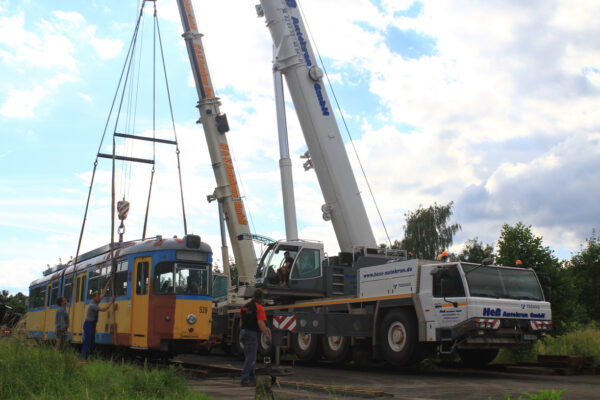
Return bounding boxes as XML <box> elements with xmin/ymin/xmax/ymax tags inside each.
<box><xmin>516</xmin><ymin>259</ymin><xmax>523</xmax><ymax>265</ymax></box>
<box><xmin>441</xmin><ymin>251</ymin><xmax>448</xmax><ymax>257</ymax></box>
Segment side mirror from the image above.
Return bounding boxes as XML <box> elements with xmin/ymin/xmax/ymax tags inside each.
<box><xmin>482</xmin><ymin>258</ymin><xmax>493</xmax><ymax>266</ymax></box>
<box><xmin>543</xmin><ymin>286</ymin><xmax>551</xmax><ymax>302</ymax></box>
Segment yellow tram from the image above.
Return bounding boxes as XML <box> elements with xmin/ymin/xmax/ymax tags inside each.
<box><xmin>27</xmin><ymin>234</ymin><xmax>219</xmax><ymax>354</ymax></box>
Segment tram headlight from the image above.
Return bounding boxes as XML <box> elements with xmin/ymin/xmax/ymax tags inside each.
<box><xmin>186</xmin><ymin>313</ymin><xmax>197</xmax><ymax>325</ymax></box>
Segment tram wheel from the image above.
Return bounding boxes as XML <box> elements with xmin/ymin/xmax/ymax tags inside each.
<box><xmin>291</xmin><ymin>332</ymin><xmax>320</xmax><ymax>362</ymax></box>
<box><xmin>321</xmin><ymin>335</ymin><xmax>351</xmax><ymax>364</ymax></box>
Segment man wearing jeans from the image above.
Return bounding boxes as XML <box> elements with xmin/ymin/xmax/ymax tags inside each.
<box><xmin>239</xmin><ymin>288</ymin><xmax>270</xmax><ymax>386</ymax></box>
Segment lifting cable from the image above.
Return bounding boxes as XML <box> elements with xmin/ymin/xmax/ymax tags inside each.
<box><xmin>298</xmin><ymin>2</ymin><xmax>392</xmax><ymax>248</ymax></box>
<box><xmin>74</xmin><ymin>1</ymin><xmax>190</xmax><ymax>344</ymax></box>
<box><xmin>74</xmin><ymin>2</ymin><xmax>148</xmax><ymax>270</ymax></box>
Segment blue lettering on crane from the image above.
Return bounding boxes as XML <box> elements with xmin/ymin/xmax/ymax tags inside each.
<box><xmin>314</xmin><ymin>83</ymin><xmax>330</xmax><ymax>116</ymax></box>
<box><xmin>286</xmin><ymin>0</ymin><xmax>297</xmax><ymax>8</ymax></box>
<box><xmin>482</xmin><ymin>307</ymin><xmax>501</xmax><ymax>317</ymax></box>
<box><xmin>291</xmin><ymin>17</ymin><xmax>311</xmax><ymax>67</ymax></box>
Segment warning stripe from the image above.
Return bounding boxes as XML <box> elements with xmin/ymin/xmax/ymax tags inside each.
<box><xmin>273</xmin><ymin>314</ymin><xmax>296</xmax><ymax>332</ymax></box>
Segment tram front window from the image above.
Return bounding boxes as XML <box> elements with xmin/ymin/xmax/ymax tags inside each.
<box><xmin>175</xmin><ymin>264</ymin><xmax>208</xmax><ymax>296</ymax></box>
<box><xmin>154</xmin><ymin>262</ymin><xmax>174</xmax><ymax>294</ymax></box>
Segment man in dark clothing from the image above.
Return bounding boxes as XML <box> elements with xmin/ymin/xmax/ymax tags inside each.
<box><xmin>55</xmin><ymin>296</ymin><xmax>69</xmax><ymax>350</ymax></box>
<box><xmin>81</xmin><ymin>279</ymin><xmax>114</xmax><ymax>359</ymax></box>
<box><xmin>239</xmin><ymin>288</ymin><xmax>270</xmax><ymax>386</ymax></box>
<box><xmin>277</xmin><ymin>251</ymin><xmax>294</xmax><ymax>286</ymax></box>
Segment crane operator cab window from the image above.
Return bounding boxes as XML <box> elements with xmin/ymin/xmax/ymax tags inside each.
<box><xmin>290</xmin><ymin>248</ymin><xmax>321</xmax><ymax>280</ymax></box>
<box><xmin>433</xmin><ymin>265</ymin><xmax>465</xmax><ymax>298</ymax></box>
<box><xmin>256</xmin><ymin>244</ymin><xmax>298</xmax><ymax>286</ymax></box>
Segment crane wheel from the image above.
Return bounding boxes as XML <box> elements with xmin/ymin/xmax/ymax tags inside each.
<box><xmin>321</xmin><ymin>335</ymin><xmax>351</xmax><ymax>364</ymax></box>
<box><xmin>291</xmin><ymin>332</ymin><xmax>320</xmax><ymax>362</ymax></box>
<box><xmin>259</xmin><ymin>327</ymin><xmax>274</xmax><ymax>357</ymax></box>
<box><xmin>232</xmin><ymin>322</ymin><xmax>244</xmax><ymax>357</ymax></box>
<box><xmin>379</xmin><ymin>309</ymin><xmax>422</xmax><ymax>366</ymax></box>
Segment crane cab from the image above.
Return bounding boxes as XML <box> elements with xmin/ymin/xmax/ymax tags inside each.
<box><xmin>254</xmin><ymin>240</ymin><xmax>326</xmax><ymax>298</ymax></box>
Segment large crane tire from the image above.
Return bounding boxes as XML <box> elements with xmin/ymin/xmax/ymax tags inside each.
<box><xmin>379</xmin><ymin>309</ymin><xmax>422</xmax><ymax>366</ymax></box>
<box><xmin>291</xmin><ymin>332</ymin><xmax>321</xmax><ymax>362</ymax></box>
<box><xmin>321</xmin><ymin>335</ymin><xmax>351</xmax><ymax>364</ymax></box>
<box><xmin>258</xmin><ymin>327</ymin><xmax>274</xmax><ymax>357</ymax></box>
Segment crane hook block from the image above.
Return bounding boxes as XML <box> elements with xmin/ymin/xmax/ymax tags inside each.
<box><xmin>215</xmin><ymin>114</ymin><xmax>230</xmax><ymax>134</ymax></box>
<box><xmin>117</xmin><ymin>200</ymin><xmax>130</xmax><ymax>221</ymax></box>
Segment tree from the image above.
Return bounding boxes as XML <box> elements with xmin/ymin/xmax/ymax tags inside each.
<box><xmin>496</xmin><ymin>222</ymin><xmax>579</xmax><ymax>333</ymax></box>
<box><xmin>568</xmin><ymin>231</ymin><xmax>600</xmax><ymax>322</ymax></box>
<box><xmin>401</xmin><ymin>201</ymin><xmax>461</xmax><ymax>260</ymax></box>
<box><xmin>458</xmin><ymin>237</ymin><xmax>494</xmax><ymax>264</ymax></box>
<box><xmin>0</xmin><ymin>291</ymin><xmax>27</xmax><ymax>314</ymax></box>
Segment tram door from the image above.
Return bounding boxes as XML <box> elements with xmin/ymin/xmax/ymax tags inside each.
<box><xmin>131</xmin><ymin>257</ymin><xmax>150</xmax><ymax>348</ymax></box>
<box><xmin>71</xmin><ymin>272</ymin><xmax>87</xmax><ymax>343</ymax></box>
<box><xmin>42</xmin><ymin>283</ymin><xmax>51</xmax><ymax>339</ymax></box>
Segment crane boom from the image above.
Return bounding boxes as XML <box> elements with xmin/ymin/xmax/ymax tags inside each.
<box><xmin>175</xmin><ymin>0</ymin><xmax>256</xmax><ymax>283</ymax></box>
<box><xmin>259</xmin><ymin>0</ymin><xmax>377</xmax><ymax>252</ymax></box>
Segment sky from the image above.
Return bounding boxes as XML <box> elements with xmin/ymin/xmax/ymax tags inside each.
<box><xmin>1</xmin><ymin>0</ymin><xmax>599</xmax><ymax>295</ymax></box>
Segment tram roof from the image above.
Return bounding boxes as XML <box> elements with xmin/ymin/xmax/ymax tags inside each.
<box><xmin>29</xmin><ymin>235</ymin><xmax>211</xmax><ymax>287</ymax></box>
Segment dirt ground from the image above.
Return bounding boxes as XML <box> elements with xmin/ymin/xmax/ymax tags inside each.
<box><xmin>181</xmin><ymin>354</ymin><xmax>599</xmax><ymax>400</ymax></box>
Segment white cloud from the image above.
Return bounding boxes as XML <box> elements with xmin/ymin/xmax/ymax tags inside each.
<box><xmin>78</xmin><ymin>92</ymin><xmax>93</xmax><ymax>103</ymax></box>
<box><xmin>0</xmin><ymin>85</ymin><xmax>47</xmax><ymax>118</ymax></box>
<box><xmin>86</xmin><ymin>25</ymin><xmax>123</xmax><ymax>60</ymax></box>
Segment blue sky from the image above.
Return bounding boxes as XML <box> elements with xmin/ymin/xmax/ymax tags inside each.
<box><xmin>1</xmin><ymin>0</ymin><xmax>599</xmax><ymax>294</ymax></box>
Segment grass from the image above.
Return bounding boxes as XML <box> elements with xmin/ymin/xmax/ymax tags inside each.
<box><xmin>495</xmin><ymin>324</ymin><xmax>600</xmax><ymax>364</ymax></box>
<box><xmin>0</xmin><ymin>337</ymin><xmax>212</xmax><ymax>400</ymax></box>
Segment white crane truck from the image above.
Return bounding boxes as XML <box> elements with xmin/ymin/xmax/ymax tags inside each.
<box><xmin>176</xmin><ymin>0</ymin><xmax>552</xmax><ymax>367</ymax></box>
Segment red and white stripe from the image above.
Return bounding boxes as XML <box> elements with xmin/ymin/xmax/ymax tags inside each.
<box><xmin>475</xmin><ymin>318</ymin><xmax>501</xmax><ymax>329</ymax></box>
<box><xmin>117</xmin><ymin>200</ymin><xmax>130</xmax><ymax>220</ymax></box>
<box><xmin>273</xmin><ymin>314</ymin><xmax>296</xmax><ymax>332</ymax></box>
<box><xmin>530</xmin><ymin>320</ymin><xmax>551</xmax><ymax>331</ymax></box>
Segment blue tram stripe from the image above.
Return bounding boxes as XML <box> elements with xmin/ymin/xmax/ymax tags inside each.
<box><xmin>175</xmin><ymin>295</ymin><xmax>212</xmax><ymax>301</ymax></box>
<box><xmin>28</xmin><ymin>330</ymin><xmax>44</xmax><ymax>338</ymax></box>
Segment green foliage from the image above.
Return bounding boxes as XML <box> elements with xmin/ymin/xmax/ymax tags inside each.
<box><xmin>229</xmin><ymin>263</ymin><xmax>239</xmax><ymax>286</ymax></box>
<box><xmin>401</xmin><ymin>201</ymin><xmax>461</xmax><ymax>260</ymax></box>
<box><xmin>495</xmin><ymin>389</ymin><xmax>567</xmax><ymax>400</ymax></box>
<box><xmin>0</xmin><ymin>291</ymin><xmax>27</xmax><ymax>314</ymax></box>
<box><xmin>496</xmin><ymin>222</ymin><xmax>579</xmax><ymax>333</ymax></box>
<box><xmin>496</xmin><ymin>324</ymin><xmax>600</xmax><ymax>365</ymax></box>
<box><xmin>0</xmin><ymin>338</ymin><xmax>212</xmax><ymax>399</ymax></box>
<box><xmin>458</xmin><ymin>237</ymin><xmax>494</xmax><ymax>264</ymax></box>
<box><xmin>536</xmin><ymin>324</ymin><xmax>600</xmax><ymax>362</ymax></box>
<box><xmin>567</xmin><ymin>231</ymin><xmax>600</xmax><ymax>321</ymax></box>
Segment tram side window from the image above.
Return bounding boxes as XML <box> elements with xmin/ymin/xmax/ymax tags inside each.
<box><xmin>114</xmin><ymin>260</ymin><xmax>129</xmax><ymax>297</ymax></box>
<box><xmin>153</xmin><ymin>262</ymin><xmax>174</xmax><ymax>295</ymax></box>
<box><xmin>49</xmin><ymin>281</ymin><xmax>60</xmax><ymax>307</ymax></box>
<box><xmin>63</xmin><ymin>275</ymin><xmax>74</xmax><ymax>304</ymax></box>
<box><xmin>87</xmin><ymin>268</ymin><xmax>101</xmax><ymax>299</ymax></box>
<box><xmin>433</xmin><ymin>266</ymin><xmax>465</xmax><ymax>298</ymax></box>
<box><xmin>29</xmin><ymin>286</ymin><xmax>46</xmax><ymax>309</ymax></box>
<box><xmin>136</xmin><ymin>262</ymin><xmax>149</xmax><ymax>295</ymax></box>
<box><xmin>99</xmin><ymin>266</ymin><xmax>111</xmax><ymax>297</ymax></box>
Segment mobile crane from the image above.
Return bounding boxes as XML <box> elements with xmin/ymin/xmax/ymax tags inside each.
<box><xmin>177</xmin><ymin>0</ymin><xmax>553</xmax><ymax>367</ymax></box>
